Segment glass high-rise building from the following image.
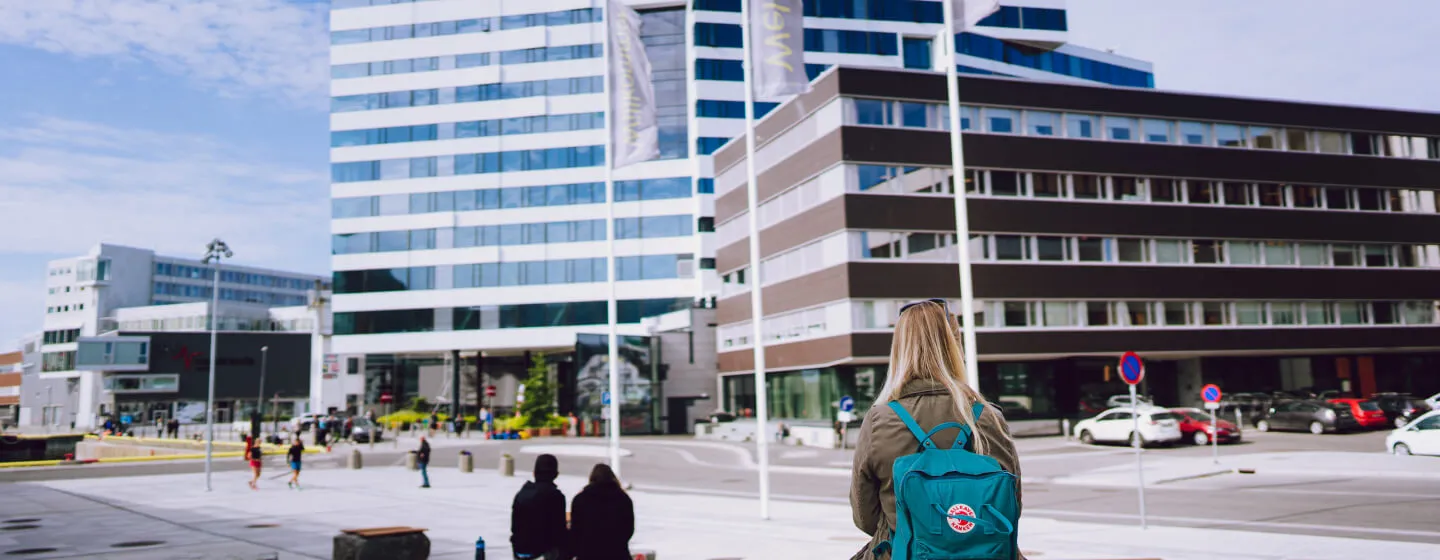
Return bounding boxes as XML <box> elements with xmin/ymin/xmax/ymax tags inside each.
<box><xmin>326</xmin><ymin>0</ymin><xmax>1153</xmax><ymax>417</ymax></box>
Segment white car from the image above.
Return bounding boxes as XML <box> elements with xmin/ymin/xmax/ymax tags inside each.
<box><xmin>1387</xmin><ymin>410</ymin><xmax>1440</xmax><ymax>456</ymax></box>
<box><xmin>1073</xmin><ymin>406</ymin><xmax>1182</xmax><ymax>447</ymax></box>
<box><xmin>1424</xmin><ymin>392</ymin><xmax>1440</xmax><ymax>412</ymax></box>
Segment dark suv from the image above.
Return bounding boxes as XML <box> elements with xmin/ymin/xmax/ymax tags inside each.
<box><xmin>1256</xmin><ymin>401</ymin><xmax>1359</xmax><ymax>434</ymax></box>
<box><xmin>1370</xmin><ymin>393</ymin><xmax>1429</xmax><ymax>429</ymax></box>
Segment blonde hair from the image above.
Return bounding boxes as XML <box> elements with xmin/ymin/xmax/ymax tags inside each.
<box><xmin>875</xmin><ymin>301</ymin><xmax>989</xmax><ymax>454</ymax></box>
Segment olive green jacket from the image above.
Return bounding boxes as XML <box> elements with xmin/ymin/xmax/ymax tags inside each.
<box><xmin>849</xmin><ymin>378</ymin><xmax>1023</xmax><ymax>560</ymax></box>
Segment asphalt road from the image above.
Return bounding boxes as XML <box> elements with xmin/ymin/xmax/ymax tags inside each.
<box><xmin>4</xmin><ymin>429</ymin><xmax>1437</xmax><ymax>544</ymax></box>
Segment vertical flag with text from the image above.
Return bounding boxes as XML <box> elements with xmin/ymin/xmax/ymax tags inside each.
<box><xmin>608</xmin><ymin>0</ymin><xmax>659</xmax><ymax>168</ymax></box>
<box><xmin>954</xmin><ymin>0</ymin><xmax>1002</xmax><ymax>29</ymax></box>
<box><xmin>749</xmin><ymin>0</ymin><xmax>809</xmax><ymax>101</ymax></box>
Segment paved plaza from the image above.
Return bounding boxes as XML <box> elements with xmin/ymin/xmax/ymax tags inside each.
<box><xmin>4</xmin><ymin>454</ymin><xmax>1439</xmax><ymax>560</ymax></box>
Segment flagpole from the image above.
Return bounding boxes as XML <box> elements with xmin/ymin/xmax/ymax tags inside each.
<box><xmin>602</xmin><ymin>0</ymin><xmax>622</xmax><ymax>478</ymax></box>
<box><xmin>738</xmin><ymin>0</ymin><xmax>771</xmax><ymax>521</ymax></box>
<box><xmin>941</xmin><ymin>3</ymin><xmax>981</xmax><ymax>392</ymax></box>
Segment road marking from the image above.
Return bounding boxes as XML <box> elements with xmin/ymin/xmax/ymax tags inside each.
<box><xmin>1238</xmin><ymin>487</ymin><xmax>1440</xmax><ymax>500</ymax></box>
<box><xmin>1023</xmin><ymin>508</ymin><xmax>1440</xmax><ymax>540</ymax></box>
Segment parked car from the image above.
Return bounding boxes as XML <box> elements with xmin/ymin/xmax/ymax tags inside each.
<box><xmin>1171</xmin><ymin>408</ymin><xmax>1242</xmax><ymax>445</ymax></box>
<box><xmin>1072</xmin><ymin>406</ymin><xmax>1182</xmax><ymax>447</ymax></box>
<box><xmin>351</xmin><ymin>418</ymin><xmax>383</xmax><ymax>443</ymax></box>
<box><xmin>1370</xmin><ymin>393</ymin><xmax>1430</xmax><ymax>429</ymax></box>
<box><xmin>1105</xmin><ymin>394</ymin><xmax>1155</xmax><ymax>409</ymax></box>
<box><xmin>1327</xmin><ymin>398</ymin><xmax>1388</xmax><ymax>430</ymax></box>
<box><xmin>1424</xmin><ymin>392</ymin><xmax>1440</xmax><ymax>412</ymax></box>
<box><xmin>1386</xmin><ymin>410</ymin><xmax>1440</xmax><ymax>456</ymax></box>
<box><xmin>1255</xmin><ymin>401</ymin><xmax>1358</xmax><ymax>434</ymax></box>
<box><xmin>288</xmin><ymin>413</ymin><xmax>324</xmax><ymax>432</ymax></box>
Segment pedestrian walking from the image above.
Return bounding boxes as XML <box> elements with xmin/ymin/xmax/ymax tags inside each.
<box><xmin>315</xmin><ymin>416</ymin><xmax>328</xmax><ymax>448</ymax></box>
<box><xmin>480</xmin><ymin>407</ymin><xmax>492</xmax><ymax>436</ymax></box>
<box><xmin>167</xmin><ymin>418</ymin><xmax>179</xmax><ymax>438</ymax></box>
<box><xmin>286</xmin><ymin>437</ymin><xmax>305</xmax><ymax>489</ymax></box>
<box><xmin>415</xmin><ymin>435</ymin><xmax>431</xmax><ymax>488</ymax></box>
<box><xmin>344</xmin><ymin>416</ymin><xmax>354</xmax><ymax>442</ymax></box>
<box><xmin>429</xmin><ymin>412</ymin><xmax>439</xmax><ymax>437</ymax></box>
<box><xmin>245</xmin><ymin>436</ymin><xmax>263</xmax><ymax>491</ymax></box>
<box><xmin>568</xmin><ymin>464</ymin><xmax>633</xmax><ymax>560</ymax></box>
<box><xmin>848</xmin><ymin>299</ymin><xmax>1023</xmax><ymax>560</ymax></box>
<box><xmin>510</xmin><ymin>454</ymin><xmax>566</xmax><ymax>560</ymax></box>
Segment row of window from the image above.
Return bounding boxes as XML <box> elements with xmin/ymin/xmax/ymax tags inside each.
<box><xmin>42</xmin><ymin>351</ymin><xmax>75</xmax><ymax>373</ymax></box>
<box><xmin>45</xmin><ymin>303</ymin><xmax>84</xmax><ymax>314</ymax></box>
<box><xmin>848</xmin><ymin>97</ymin><xmax>1440</xmax><ymax>159</ymax></box>
<box><xmin>331</xmin><ymin>177</ymin><xmax>692</xmax><ymax>219</ymax></box>
<box><xmin>696</xmin><ymin>100</ymin><xmax>779</xmax><ymax>120</ymax></box>
<box><xmin>332</xmin><ymin>0</ymin><xmax>436</xmax><ymax>8</ymax></box>
<box><xmin>153</xmin><ymin>262</ymin><xmax>314</xmax><ymax>291</ymax></box>
<box><xmin>696</xmin><ymin>23</ymin><xmax>901</xmax><ymax>56</ymax></box>
<box><xmin>335</xmin><ymin>298</ymin><xmax>692</xmax><ymax>335</ymax></box>
<box><xmin>975</xmin><ymin>6</ymin><xmax>1068</xmax><ymax>31</ymax></box>
<box><xmin>960</xmin><ymin>234</ymin><xmax>1440</xmax><ymax>269</ymax></box>
<box><xmin>963</xmin><ymin>168</ymin><xmax>1440</xmax><ymax>213</ymax></box>
<box><xmin>332</xmin><ymin>112</ymin><xmax>605</xmax><ymax>148</ymax></box>
<box><xmin>957</xmin><ymin>33</ymin><xmax>1153</xmax><ymax>88</ymax></box>
<box><xmin>330</xmin><ymin>8</ymin><xmax>599</xmax><ymax>45</ymax></box>
<box><xmin>694</xmin><ymin>0</ymin><xmax>944</xmax><ymax>23</ymax></box>
<box><xmin>332</xmin><ymin>43</ymin><xmax>600</xmax><ymax>80</ymax></box>
<box><xmin>718</xmin><ymin>302</ymin><xmax>844</xmax><ymax>349</ymax></box>
<box><xmin>151</xmin><ymin>283</ymin><xmax>308</xmax><ymax>306</ymax></box>
<box><xmin>330</xmin><ymin>215</ymin><xmax>695</xmax><ymax>255</ymax></box>
<box><xmin>331</xmin><ymin>76</ymin><xmax>601</xmax><ymax>113</ymax></box>
<box><xmin>883</xmin><ymin>300</ymin><xmax>1440</xmax><ymax>330</ymax></box>
<box><xmin>334</xmin><ymin>254</ymin><xmax>694</xmax><ymax>294</ymax></box>
<box><xmin>331</xmin><ymin>145</ymin><xmax>604</xmax><ymax>183</ymax></box>
<box><xmin>42</xmin><ymin>328</ymin><xmax>81</xmax><ymax>345</ymax></box>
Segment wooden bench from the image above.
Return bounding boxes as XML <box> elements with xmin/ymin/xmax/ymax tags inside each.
<box><xmin>333</xmin><ymin>526</ymin><xmax>429</xmax><ymax>560</ymax></box>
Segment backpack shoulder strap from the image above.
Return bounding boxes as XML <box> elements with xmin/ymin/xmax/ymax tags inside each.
<box><xmin>887</xmin><ymin>401</ymin><xmax>937</xmax><ymax>450</ymax></box>
<box><xmin>953</xmin><ymin>402</ymin><xmax>987</xmax><ymax>450</ymax></box>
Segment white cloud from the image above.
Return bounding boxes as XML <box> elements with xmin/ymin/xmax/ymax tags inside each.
<box><xmin>0</xmin><ymin>0</ymin><xmax>329</xmax><ymax>107</ymax></box>
<box><xmin>0</xmin><ymin>115</ymin><xmax>330</xmax><ymax>270</ymax></box>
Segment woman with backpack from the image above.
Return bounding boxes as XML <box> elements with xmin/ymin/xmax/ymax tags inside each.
<box><xmin>849</xmin><ymin>299</ymin><xmax>1024</xmax><ymax>560</ymax></box>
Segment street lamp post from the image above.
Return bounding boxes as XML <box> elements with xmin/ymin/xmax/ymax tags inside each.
<box><xmin>201</xmin><ymin>238</ymin><xmax>232</xmax><ymax>492</ymax></box>
<box><xmin>258</xmin><ymin>346</ymin><xmax>268</xmax><ymax>441</ymax></box>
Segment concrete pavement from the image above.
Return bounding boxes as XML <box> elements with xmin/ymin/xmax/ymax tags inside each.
<box><xmin>4</xmin><ymin>465</ymin><xmax>1439</xmax><ymax>560</ymax></box>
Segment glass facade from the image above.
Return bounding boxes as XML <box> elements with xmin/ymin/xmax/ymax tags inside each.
<box><xmin>643</xmin><ymin>8</ymin><xmax>690</xmax><ymax>160</ymax></box>
<box><xmin>723</xmin><ymin>366</ymin><xmax>883</xmax><ymax>421</ymax></box>
<box><xmin>336</xmin><ymin>298</ymin><xmax>691</xmax><ymax>335</ymax></box>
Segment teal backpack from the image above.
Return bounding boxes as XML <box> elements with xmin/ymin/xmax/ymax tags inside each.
<box><xmin>878</xmin><ymin>401</ymin><xmax>1019</xmax><ymax>560</ymax></box>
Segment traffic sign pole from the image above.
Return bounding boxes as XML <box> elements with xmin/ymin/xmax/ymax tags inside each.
<box><xmin>1130</xmin><ymin>382</ymin><xmax>1146</xmax><ymax>530</ymax></box>
<box><xmin>1201</xmin><ymin>384</ymin><xmax>1223</xmax><ymax>465</ymax></box>
<box><xmin>1119</xmin><ymin>351</ymin><xmax>1147</xmax><ymax>530</ymax></box>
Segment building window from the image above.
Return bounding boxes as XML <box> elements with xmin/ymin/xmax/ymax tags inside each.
<box><xmin>902</xmin><ymin>37</ymin><xmax>932</xmax><ymax>69</ymax></box>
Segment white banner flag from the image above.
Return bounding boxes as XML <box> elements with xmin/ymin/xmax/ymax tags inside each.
<box><xmin>609</xmin><ymin>0</ymin><xmax>659</xmax><ymax>169</ymax></box>
<box><xmin>750</xmin><ymin>0</ymin><xmax>810</xmax><ymax>101</ymax></box>
<box><xmin>954</xmin><ymin>0</ymin><xmax>1001</xmax><ymax>29</ymax></box>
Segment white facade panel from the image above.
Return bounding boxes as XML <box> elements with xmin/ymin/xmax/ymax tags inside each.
<box><xmin>331</xmin><ymin>129</ymin><xmax>607</xmax><ymax>163</ymax></box>
<box><xmin>331</xmin><ymin>66</ymin><xmax>502</xmax><ymax>97</ymax></box>
<box><xmin>331</xmin><ymin>96</ymin><xmax>553</xmax><ymax>130</ymax></box>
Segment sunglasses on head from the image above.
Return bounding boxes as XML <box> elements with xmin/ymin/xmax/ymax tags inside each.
<box><xmin>898</xmin><ymin>298</ymin><xmax>949</xmax><ymax>317</ymax></box>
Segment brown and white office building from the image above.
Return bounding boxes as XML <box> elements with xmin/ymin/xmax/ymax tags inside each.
<box><xmin>712</xmin><ymin>67</ymin><xmax>1440</xmax><ymax>426</ymax></box>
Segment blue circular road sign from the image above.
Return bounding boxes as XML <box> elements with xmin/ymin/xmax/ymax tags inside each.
<box><xmin>839</xmin><ymin>396</ymin><xmax>855</xmax><ymax>413</ymax></box>
<box><xmin>1119</xmin><ymin>351</ymin><xmax>1144</xmax><ymax>385</ymax></box>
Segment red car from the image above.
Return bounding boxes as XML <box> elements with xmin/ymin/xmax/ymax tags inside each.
<box><xmin>1328</xmin><ymin>398</ymin><xmax>1388</xmax><ymax>429</ymax></box>
<box><xmin>1172</xmin><ymin>408</ymin><xmax>1242</xmax><ymax>445</ymax></box>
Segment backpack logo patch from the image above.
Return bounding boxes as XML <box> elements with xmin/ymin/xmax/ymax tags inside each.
<box><xmin>946</xmin><ymin>504</ymin><xmax>976</xmax><ymax>533</ymax></box>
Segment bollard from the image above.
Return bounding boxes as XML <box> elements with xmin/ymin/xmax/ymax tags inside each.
<box><xmin>1061</xmin><ymin>418</ymin><xmax>1072</xmax><ymax>440</ymax></box>
<box><xmin>459</xmin><ymin>451</ymin><xmax>474</xmax><ymax>473</ymax></box>
<box><xmin>349</xmin><ymin>449</ymin><xmax>363</xmax><ymax>470</ymax></box>
<box><xmin>499</xmin><ymin>454</ymin><xmax>514</xmax><ymax>477</ymax></box>
<box><xmin>406</xmin><ymin>451</ymin><xmax>418</xmax><ymax>471</ymax></box>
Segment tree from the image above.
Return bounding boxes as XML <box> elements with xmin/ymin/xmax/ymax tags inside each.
<box><xmin>519</xmin><ymin>352</ymin><xmax>556</xmax><ymax>426</ymax></box>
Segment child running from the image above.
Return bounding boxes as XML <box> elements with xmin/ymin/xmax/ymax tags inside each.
<box><xmin>286</xmin><ymin>437</ymin><xmax>305</xmax><ymax>490</ymax></box>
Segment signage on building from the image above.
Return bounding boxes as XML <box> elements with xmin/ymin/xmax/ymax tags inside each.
<box><xmin>323</xmin><ymin>354</ymin><xmax>339</xmax><ymax>379</ymax></box>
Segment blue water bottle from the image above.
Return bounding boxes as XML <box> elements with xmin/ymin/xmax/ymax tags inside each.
<box><xmin>474</xmin><ymin>536</ymin><xmax>485</xmax><ymax>560</ymax></box>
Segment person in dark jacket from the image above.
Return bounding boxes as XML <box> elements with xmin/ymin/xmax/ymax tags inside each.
<box><xmin>511</xmin><ymin>454</ymin><xmax>567</xmax><ymax>559</ymax></box>
<box><xmin>567</xmin><ymin>463</ymin><xmax>633</xmax><ymax>560</ymax></box>
<box><xmin>415</xmin><ymin>436</ymin><xmax>431</xmax><ymax>488</ymax></box>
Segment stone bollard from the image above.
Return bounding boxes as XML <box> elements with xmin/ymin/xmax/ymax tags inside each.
<box><xmin>499</xmin><ymin>453</ymin><xmax>514</xmax><ymax>477</ymax></box>
<box><xmin>1061</xmin><ymin>418</ymin><xmax>1071</xmax><ymax>440</ymax></box>
<box><xmin>406</xmin><ymin>451</ymin><xmax>418</xmax><ymax>471</ymax></box>
<box><xmin>459</xmin><ymin>451</ymin><xmax>473</xmax><ymax>473</ymax></box>
<box><xmin>349</xmin><ymin>449</ymin><xmax>363</xmax><ymax>470</ymax></box>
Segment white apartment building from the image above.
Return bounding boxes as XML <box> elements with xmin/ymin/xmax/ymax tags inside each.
<box><xmin>38</xmin><ymin>243</ymin><xmax>325</xmax><ymax>429</ymax></box>
<box><xmin>327</xmin><ymin>0</ymin><xmax>1152</xmax><ymax>428</ymax></box>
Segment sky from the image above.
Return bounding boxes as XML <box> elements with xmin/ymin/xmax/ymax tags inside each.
<box><xmin>0</xmin><ymin>0</ymin><xmax>1437</xmax><ymax>349</ymax></box>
